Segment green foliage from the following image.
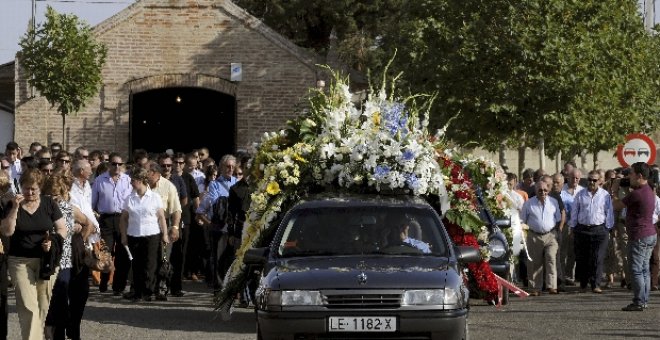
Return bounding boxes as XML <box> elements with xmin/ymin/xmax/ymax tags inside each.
<box><xmin>235</xmin><ymin>1</ymin><xmax>660</xmax><ymax>155</ymax></box>
<box><xmin>373</xmin><ymin>0</ymin><xmax>660</xmax><ymax>154</ymax></box>
<box><xmin>19</xmin><ymin>6</ymin><xmax>107</xmax><ymax>122</ymax></box>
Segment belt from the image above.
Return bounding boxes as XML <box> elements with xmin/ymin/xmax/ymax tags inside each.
<box><xmin>99</xmin><ymin>212</ymin><xmax>121</xmax><ymax>217</ymax></box>
<box><xmin>530</xmin><ymin>228</ymin><xmax>555</xmax><ymax>235</ymax></box>
<box><xmin>577</xmin><ymin>223</ymin><xmax>605</xmax><ymax>229</ymax></box>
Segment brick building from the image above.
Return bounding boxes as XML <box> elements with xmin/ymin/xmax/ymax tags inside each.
<box><xmin>11</xmin><ymin>0</ymin><xmax>328</xmax><ymax>160</ymax></box>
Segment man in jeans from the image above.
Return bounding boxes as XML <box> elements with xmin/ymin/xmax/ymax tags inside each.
<box><xmin>616</xmin><ymin>162</ymin><xmax>658</xmax><ymax>311</ymax></box>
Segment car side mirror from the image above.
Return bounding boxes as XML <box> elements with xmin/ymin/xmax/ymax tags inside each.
<box><xmin>455</xmin><ymin>246</ymin><xmax>482</xmax><ymax>263</ymax></box>
<box><xmin>243</xmin><ymin>247</ymin><xmax>269</xmax><ymax>266</ymax></box>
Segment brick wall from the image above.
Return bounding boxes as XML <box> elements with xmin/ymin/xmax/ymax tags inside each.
<box><xmin>14</xmin><ymin>0</ymin><xmax>320</xmax><ymax>157</ymax></box>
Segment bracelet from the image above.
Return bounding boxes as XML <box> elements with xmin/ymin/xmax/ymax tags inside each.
<box><xmin>172</xmin><ymin>226</ymin><xmax>179</xmax><ymax>230</ymax></box>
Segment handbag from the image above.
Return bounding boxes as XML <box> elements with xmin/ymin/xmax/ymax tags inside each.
<box><xmin>84</xmin><ymin>239</ymin><xmax>115</xmax><ymax>273</ymax></box>
<box><xmin>157</xmin><ymin>243</ymin><xmax>173</xmax><ymax>295</ymax></box>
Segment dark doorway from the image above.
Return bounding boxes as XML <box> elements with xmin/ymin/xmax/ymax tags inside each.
<box><xmin>131</xmin><ymin>87</ymin><xmax>235</xmax><ymax>162</ymax></box>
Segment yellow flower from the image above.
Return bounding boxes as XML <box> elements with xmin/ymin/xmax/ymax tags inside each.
<box><xmin>266</xmin><ymin>181</ymin><xmax>281</xmax><ymax>195</ymax></box>
<box><xmin>293</xmin><ymin>153</ymin><xmax>307</xmax><ymax>163</ymax></box>
<box><xmin>372</xmin><ymin>111</ymin><xmax>381</xmax><ymax>126</ymax></box>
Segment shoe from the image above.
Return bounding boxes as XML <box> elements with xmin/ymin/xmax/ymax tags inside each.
<box><xmin>529</xmin><ymin>291</ymin><xmax>541</xmax><ymax>297</ymax></box>
<box><xmin>170</xmin><ymin>291</ymin><xmax>185</xmax><ymax>297</ymax></box>
<box><xmin>621</xmin><ymin>279</ymin><xmax>627</xmax><ymax>288</ymax></box>
<box><xmin>564</xmin><ymin>279</ymin><xmax>576</xmax><ymax>286</ymax></box>
<box><xmin>99</xmin><ymin>283</ymin><xmax>108</xmax><ymax>293</ymax></box>
<box><xmin>579</xmin><ymin>287</ymin><xmax>588</xmax><ymax>293</ymax></box>
<box><xmin>602</xmin><ymin>282</ymin><xmax>613</xmax><ymax>289</ymax></box>
<box><xmin>113</xmin><ymin>291</ymin><xmax>123</xmax><ymax>297</ymax></box>
<box><xmin>191</xmin><ymin>274</ymin><xmax>201</xmax><ymax>282</ymax></box>
<box><xmin>651</xmin><ymin>286</ymin><xmax>659</xmax><ymax>291</ymax></box>
<box><xmin>621</xmin><ymin>303</ymin><xmax>644</xmax><ymax>311</ymax></box>
<box><xmin>592</xmin><ymin>287</ymin><xmax>603</xmax><ymax>294</ymax></box>
<box><xmin>142</xmin><ymin>295</ymin><xmax>152</xmax><ymax>302</ymax></box>
<box><xmin>155</xmin><ymin>294</ymin><xmax>168</xmax><ymax>301</ymax></box>
<box><xmin>558</xmin><ymin>286</ymin><xmax>567</xmax><ymax>293</ymax></box>
<box><xmin>548</xmin><ymin>288</ymin><xmax>559</xmax><ymax>294</ymax></box>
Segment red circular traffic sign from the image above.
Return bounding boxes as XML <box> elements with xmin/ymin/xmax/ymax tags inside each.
<box><xmin>616</xmin><ymin>133</ymin><xmax>656</xmax><ymax>167</ymax></box>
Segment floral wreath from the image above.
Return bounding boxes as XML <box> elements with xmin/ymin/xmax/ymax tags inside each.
<box><xmin>216</xmin><ymin>66</ymin><xmax>511</xmax><ymax>315</ymax></box>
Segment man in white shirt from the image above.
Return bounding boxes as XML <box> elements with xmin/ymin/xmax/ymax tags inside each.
<box><xmin>4</xmin><ymin>142</ymin><xmax>22</xmax><ymax>194</ymax></box>
<box><xmin>559</xmin><ymin>168</ymin><xmax>585</xmax><ymax>286</ymax></box>
<box><xmin>70</xmin><ymin>160</ymin><xmax>100</xmax><ymax>242</ymax></box>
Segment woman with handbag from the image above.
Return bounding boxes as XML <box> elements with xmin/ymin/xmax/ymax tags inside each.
<box><xmin>120</xmin><ymin>167</ymin><xmax>169</xmax><ymax>302</ymax></box>
<box><xmin>42</xmin><ymin>171</ymin><xmax>93</xmax><ymax>340</ymax></box>
<box><xmin>0</xmin><ymin>168</ymin><xmax>67</xmax><ymax>340</ymax></box>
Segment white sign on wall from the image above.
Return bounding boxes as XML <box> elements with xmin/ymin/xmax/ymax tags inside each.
<box><xmin>230</xmin><ymin>63</ymin><xmax>242</xmax><ymax>82</ymax></box>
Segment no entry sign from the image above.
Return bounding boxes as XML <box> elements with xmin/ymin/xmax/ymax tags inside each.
<box><xmin>616</xmin><ymin>133</ymin><xmax>656</xmax><ymax>167</ymax></box>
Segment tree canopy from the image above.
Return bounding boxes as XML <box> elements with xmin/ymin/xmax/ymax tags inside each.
<box><xmin>235</xmin><ymin>0</ymin><xmax>660</xmax><ymax>156</ymax></box>
<box><xmin>19</xmin><ymin>5</ymin><xmax>107</xmax><ymax>145</ymax></box>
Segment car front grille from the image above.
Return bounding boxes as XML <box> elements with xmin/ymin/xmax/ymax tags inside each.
<box><xmin>323</xmin><ymin>290</ymin><xmax>402</xmax><ymax>309</ymax></box>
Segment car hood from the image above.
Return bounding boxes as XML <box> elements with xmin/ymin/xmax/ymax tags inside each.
<box><xmin>267</xmin><ymin>256</ymin><xmax>459</xmax><ymax>290</ymax></box>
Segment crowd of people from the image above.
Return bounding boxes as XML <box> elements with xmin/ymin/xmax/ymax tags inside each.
<box><xmin>0</xmin><ymin>141</ymin><xmax>251</xmax><ymax>340</ymax></box>
<box><xmin>1</xmin><ymin>138</ymin><xmax>659</xmax><ymax>339</ymax></box>
<box><xmin>507</xmin><ymin>160</ymin><xmax>659</xmax><ymax>312</ymax></box>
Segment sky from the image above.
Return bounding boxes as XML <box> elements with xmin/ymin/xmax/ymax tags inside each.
<box><xmin>0</xmin><ymin>0</ymin><xmax>137</xmax><ymax>64</ymax></box>
<box><xmin>0</xmin><ymin>0</ymin><xmax>658</xmax><ymax>65</ymax></box>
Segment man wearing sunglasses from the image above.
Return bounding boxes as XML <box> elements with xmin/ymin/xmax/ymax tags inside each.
<box><xmin>521</xmin><ymin>180</ymin><xmax>562</xmax><ymax>296</ymax></box>
<box><xmin>92</xmin><ymin>152</ymin><xmax>133</xmax><ymax>296</ymax></box>
<box><xmin>568</xmin><ymin>171</ymin><xmax>614</xmax><ymax>294</ymax></box>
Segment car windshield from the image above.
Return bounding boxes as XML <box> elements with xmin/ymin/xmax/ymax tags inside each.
<box><xmin>276</xmin><ymin>206</ymin><xmax>449</xmax><ymax>257</ymax></box>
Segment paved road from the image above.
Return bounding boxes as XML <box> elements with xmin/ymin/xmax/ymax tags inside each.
<box><xmin>7</xmin><ymin>282</ymin><xmax>660</xmax><ymax>339</ymax></box>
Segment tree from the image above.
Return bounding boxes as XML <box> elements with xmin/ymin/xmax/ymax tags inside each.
<box><xmin>372</xmin><ymin>0</ymin><xmax>660</xmax><ymax>155</ymax></box>
<box><xmin>233</xmin><ymin>0</ymin><xmax>402</xmax><ymax>71</ymax></box>
<box><xmin>19</xmin><ymin>6</ymin><xmax>107</xmax><ymax>148</ymax></box>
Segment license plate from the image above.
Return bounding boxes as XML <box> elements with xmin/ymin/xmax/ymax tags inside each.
<box><xmin>328</xmin><ymin>316</ymin><xmax>397</xmax><ymax>332</ymax></box>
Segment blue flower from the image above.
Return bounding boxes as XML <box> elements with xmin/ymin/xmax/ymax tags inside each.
<box><xmin>402</xmin><ymin>149</ymin><xmax>415</xmax><ymax>161</ymax></box>
<box><xmin>374</xmin><ymin>165</ymin><xmax>391</xmax><ymax>180</ymax></box>
<box><xmin>381</xmin><ymin>101</ymin><xmax>409</xmax><ymax>137</ymax></box>
<box><xmin>405</xmin><ymin>173</ymin><xmax>420</xmax><ymax>189</ymax></box>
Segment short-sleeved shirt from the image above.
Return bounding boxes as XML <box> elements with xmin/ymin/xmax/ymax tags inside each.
<box><xmin>622</xmin><ymin>184</ymin><xmax>657</xmax><ymax>241</ymax></box>
<box><xmin>123</xmin><ymin>189</ymin><xmax>163</xmax><ymax>237</ymax></box>
<box><xmin>8</xmin><ymin>195</ymin><xmax>63</xmax><ymax>258</ymax></box>
<box><xmin>521</xmin><ymin>196</ymin><xmax>561</xmax><ymax>234</ymax></box>
<box><xmin>150</xmin><ymin>177</ymin><xmax>182</xmax><ymax>223</ymax></box>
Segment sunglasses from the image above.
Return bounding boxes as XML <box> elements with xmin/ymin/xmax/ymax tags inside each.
<box><xmin>174</xmin><ymin>161</ymin><xmax>185</xmax><ymax>164</ymax></box>
<box><xmin>111</xmin><ymin>162</ymin><xmax>124</xmax><ymax>166</ymax></box>
<box><xmin>58</xmin><ymin>159</ymin><xmax>71</xmax><ymax>163</ymax></box>
<box><xmin>587</xmin><ymin>178</ymin><xmax>599</xmax><ymax>183</ymax></box>
<box><xmin>161</xmin><ymin>163</ymin><xmax>173</xmax><ymax>168</ymax></box>
<box><xmin>40</xmin><ymin>157</ymin><xmax>51</xmax><ymax>161</ymax></box>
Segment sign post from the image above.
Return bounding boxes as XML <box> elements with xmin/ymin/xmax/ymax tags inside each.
<box><xmin>616</xmin><ymin>133</ymin><xmax>657</xmax><ymax>167</ymax></box>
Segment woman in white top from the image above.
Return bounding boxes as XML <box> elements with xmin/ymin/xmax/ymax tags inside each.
<box><xmin>119</xmin><ymin>167</ymin><xmax>169</xmax><ymax>302</ymax></box>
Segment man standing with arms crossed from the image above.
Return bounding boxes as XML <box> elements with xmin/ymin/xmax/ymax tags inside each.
<box><xmin>616</xmin><ymin>162</ymin><xmax>658</xmax><ymax>311</ymax></box>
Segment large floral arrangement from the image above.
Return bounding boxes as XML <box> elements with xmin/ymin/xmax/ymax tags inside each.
<box><xmin>216</xmin><ymin>68</ymin><xmax>509</xmax><ymax>315</ymax></box>
<box><xmin>438</xmin><ymin>152</ymin><xmax>512</xmax><ymax>301</ymax></box>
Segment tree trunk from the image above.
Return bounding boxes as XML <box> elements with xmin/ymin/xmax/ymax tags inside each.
<box><xmin>539</xmin><ymin>138</ymin><xmax>546</xmax><ymax>171</ymax></box>
<box><xmin>593</xmin><ymin>151</ymin><xmax>599</xmax><ymax>170</ymax></box>
<box><xmin>499</xmin><ymin>144</ymin><xmax>507</xmax><ymax>172</ymax></box>
<box><xmin>518</xmin><ymin>146</ymin><xmax>526</xmax><ymax>179</ymax></box>
<box><xmin>61</xmin><ymin>114</ymin><xmax>66</xmax><ymax>150</ymax></box>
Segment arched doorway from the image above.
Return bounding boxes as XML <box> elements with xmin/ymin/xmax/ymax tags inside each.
<box><xmin>130</xmin><ymin>87</ymin><xmax>235</xmax><ymax>162</ymax></box>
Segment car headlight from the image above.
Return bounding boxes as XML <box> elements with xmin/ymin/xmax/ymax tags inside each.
<box><xmin>402</xmin><ymin>289</ymin><xmax>458</xmax><ymax>306</ymax></box>
<box><xmin>488</xmin><ymin>238</ymin><xmax>506</xmax><ymax>259</ymax></box>
<box><xmin>281</xmin><ymin>290</ymin><xmax>323</xmax><ymax>306</ymax></box>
